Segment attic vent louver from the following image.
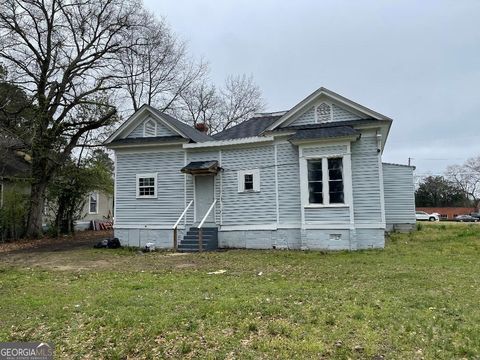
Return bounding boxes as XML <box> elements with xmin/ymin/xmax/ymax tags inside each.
<box><xmin>143</xmin><ymin>119</ymin><xmax>156</xmax><ymax>137</ymax></box>
<box><xmin>316</xmin><ymin>103</ymin><xmax>332</xmax><ymax>123</ymax></box>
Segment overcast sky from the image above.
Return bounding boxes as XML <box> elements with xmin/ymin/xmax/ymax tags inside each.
<box><xmin>144</xmin><ymin>0</ymin><xmax>480</xmax><ymax>176</ymax></box>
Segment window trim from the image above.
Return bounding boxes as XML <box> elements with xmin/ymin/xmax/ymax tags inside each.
<box><xmin>136</xmin><ymin>173</ymin><xmax>158</xmax><ymax>199</ymax></box>
<box><xmin>304</xmin><ymin>156</ymin><xmax>348</xmax><ymax>207</ymax></box>
<box><xmin>89</xmin><ymin>191</ymin><xmax>99</xmax><ymax>214</ymax></box>
<box><xmin>237</xmin><ymin>169</ymin><xmax>260</xmax><ymax>193</ymax></box>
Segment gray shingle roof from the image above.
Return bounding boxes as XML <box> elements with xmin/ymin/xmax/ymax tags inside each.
<box><xmin>181</xmin><ymin>160</ymin><xmax>220</xmax><ymax>174</ymax></box>
<box><xmin>148</xmin><ymin>107</ymin><xmax>214</xmax><ymax>143</ymax></box>
<box><xmin>213</xmin><ymin>115</ymin><xmax>283</xmax><ymax>140</ymax></box>
<box><xmin>289</xmin><ymin>126</ymin><xmax>359</xmax><ymax>142</ymax></box>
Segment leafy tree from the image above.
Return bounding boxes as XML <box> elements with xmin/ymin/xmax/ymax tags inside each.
<box><xmin>0</xmin><ymin>185</ymin><xmax>29</xmax><ymax>241</ymax></box>
<box><xmin>415</xmin><ymin>175</ymin><xmax>470</xmax><ymax>207</ymax></box>
<box><xmin>46</xmin><ymin>149</ymin><xmax>113</xmax><ymax>235</ymax></box>
<box><xmin>0</xmin><ymin>0</ymin><xmax>144</xmax><ymax>237</ymax></box>
<box><xmin>0</xmin><ymin>65</ymin><xmax>35</xmax><ymax>143</ymax></box>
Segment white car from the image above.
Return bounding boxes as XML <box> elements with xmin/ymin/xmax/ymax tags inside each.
<box><xmin>415</xmin><ymin>211</ymin><xmax>439</xmax><ymax>222</ymax></box>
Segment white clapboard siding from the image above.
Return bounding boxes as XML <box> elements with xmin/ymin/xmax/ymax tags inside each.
<box><xmin>221</xmin><ymin>145</ymin><xmax>277</xmax><ymax>225</ymax></box>
<box><xmin>302</xmin><ymin>144</ymin><xmax>348</xmax><ymax>158</ymax></box>
<box><xmin>277</xmin><ymin>142</ymin><xmax>301</xmax><ymax>224</ymax></box>
<box><xmin>116</xmin><ymin>149</ymin><xmax>185</xmax><ymax>225</ymax></box>
<box><xmin>290</xmin><ymin>107</ymin><xmax>315</xmax><ymax>126</ymax></box>
<box><xmin>351</xmin><ymin>134</ymin><xmax>383</xmax><ymax>223</ymax></box>
<box><xmin>305</xmin><ymin>207</ymin><xmax>350</xmax><ymax>222</ymax></box>
<box><xmin>382</xmin><ymin>163</ymin><xmax>416</xmax><ymax>225</ymax></box>
<box><xmin>332</xmin><ymin>104</ymin><xmax>362</xmax><ymax>121</ymax></box>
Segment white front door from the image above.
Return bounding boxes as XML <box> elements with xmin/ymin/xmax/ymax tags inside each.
<box><xmin>195</xmin><ymin>175</ymin><xmax>215</xmax><ymax>224</ymax></box>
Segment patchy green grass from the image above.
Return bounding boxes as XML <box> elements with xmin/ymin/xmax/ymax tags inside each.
<box><xmin>0</xmin><ymin>224</ymin><xmax>479</xmax><ymax>359</ymax></box>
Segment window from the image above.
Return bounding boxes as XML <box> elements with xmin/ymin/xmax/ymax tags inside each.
<box><xmin>244</xmin><ymin>174</ymin><xmax>254</xmax><ymax>191</ymax></box>
<box><xmin>136</xmin><ymin>173</ymin><xmax>157</xmax><ymax>198</ymax></box>
<box><xmin>307</xmin><ymin>160</ymin><xmax>323</xmax><ymax>203</ymax></box>
<box><xmin>238</xmin><ymin>169</ymin><xmax>260</xmax><ymax>192</ymax></box>
<box><xmin>306</xmin><ymin>157</ymin><xmax>345</xmax><ymax>205</ymax></box>
<box><xmin>89</xmin><ymin>192</ymin><xmax>98</xmax><ymax>214</ymax></box>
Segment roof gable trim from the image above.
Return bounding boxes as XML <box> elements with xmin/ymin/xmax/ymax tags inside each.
<box><xmin>104</xmin><ymin>105</ymin><xmax>188</xmax><ymax>144</ymax></box>
<box><xmin>264</xmin><ymin>87</ymin><xmax>392</xmax><ymax>133</ymax></box>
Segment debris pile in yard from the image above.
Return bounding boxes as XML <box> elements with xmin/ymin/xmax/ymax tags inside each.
<box><xmin>91</xmin><ymin>220</ymin><xmax>113</xmax><ymax>231</ymax></box>
<box><xmin>93</xmin><ymin>237</ymin><xmax>121</xmax><ymax>249</ymax></box>
<box><xmin>207</xmin><ymin>269</ymin><xmax>226</xmax><ymax>275</ymax></box>
<box><xmin>143</xmin><ymin>242</ymin><xmax>156</xmax><ymax>252</ymax></box>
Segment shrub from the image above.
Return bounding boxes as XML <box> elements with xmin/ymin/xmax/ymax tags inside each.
<box><xmin>0</xmin><ymin>185</ymin><xmax>29</xmax><ymax>241</ymax></box>
<box><xmin>416</xmin><ymin>222</ymin><xmax>423</xmax><ymax>231</ymax></box>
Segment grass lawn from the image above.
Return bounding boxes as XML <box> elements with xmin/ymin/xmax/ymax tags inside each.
<box><xmin>0</xmin><ymin>224</ymin><xmax>479</xmax><ymax>359</ymax></box>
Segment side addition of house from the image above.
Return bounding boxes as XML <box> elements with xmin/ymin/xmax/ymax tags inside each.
<box><xmin>104</xmin><ymin>87</ymin><xmax>415</xmax><ymax>251</ymax></box>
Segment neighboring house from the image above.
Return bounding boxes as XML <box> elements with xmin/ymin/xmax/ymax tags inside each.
<box><xmin>73</xmin><ymin>191</ymin><xmax>114</xmax><ymax>230</ymax></box>
<box><xmin>105</xmin><ymin>87</ymin><xmax>415</xmax><ymax>251</ymax></box>
<box><xmin>0</xmin><ymin>127</ymin><xmax>113</xmax><ymax>231</ymax></box>
<box><xmin>43</xmin><ymin>190</ymin><xmax>114</xmax><ymax>230</ymax></box>
<box><xmin>416</xmin><ymin>207</ymin><xmax>476</xmax><ymax>220</ymax></box>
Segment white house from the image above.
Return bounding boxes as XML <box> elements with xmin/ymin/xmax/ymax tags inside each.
<box><xmin>105</xmin><ymin>87</ymin><xmax>415</xmax><ymax>251</ymax></box>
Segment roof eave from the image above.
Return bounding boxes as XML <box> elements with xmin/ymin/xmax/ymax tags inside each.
<box><xmin>289</xmin><ymin>134</ymin><xmax>361</xmax><ymax>146</ymax></box>
<box><xmin>106</xmin><ymin>139</ymin><xmax>189</xmax><ymax>149</ymax></box>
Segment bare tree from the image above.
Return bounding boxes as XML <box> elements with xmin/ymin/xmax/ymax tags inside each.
<box><xmin>117</xmin><ymin>12</ymin><xmax>207</xmax><ymax>113</ymax></box>
<box><xmin>0</xmin><ymin>0</ymin><xmax>144</xmax><ymax>237</ymax></box>
<box><xmin>178</xmin><ymin>74</ymin><xmax>265</xmax><ymax>134</ymax></box>
<box><xmin>446</xmin><ymin>156</ymin><xmax>480</xmax><ymax>209</ymax></box>
<box><xmin>177</xmin><ymin>79</ymin><xmax>219</xmax><ymax>131</ymax></box>
<box><xmin>217</xmin><ymin>74</ymin><xmax>265</xmax><ymax>132</ymax></box>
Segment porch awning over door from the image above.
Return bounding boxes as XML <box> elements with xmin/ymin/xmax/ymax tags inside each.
<box><xmin>181</xmin><ymin>160</ymin><xmax>221</xmax><ymax>175</ymax></box>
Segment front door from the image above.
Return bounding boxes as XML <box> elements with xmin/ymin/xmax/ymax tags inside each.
<box><xmin>195</xmin><ymin>175</ymin><xmax>215</xmax><ymax>224</ymax></box>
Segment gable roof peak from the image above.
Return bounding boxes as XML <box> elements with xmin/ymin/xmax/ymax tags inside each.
<box><xmin>263</xmin><ymin>86</ymin><xmax>393</xmax><ymax>133</ymax></box>
<box><xmin>104</xmin><ymin>104</ymin><xmax>214</xmax><ymax>145</ymax></box>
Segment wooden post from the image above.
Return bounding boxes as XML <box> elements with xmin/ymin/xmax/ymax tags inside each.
<box><xmin>198</xmin><ymin>228</ymin><xmax>203</xmax><ymax>252</ymax></box>
<box><xmin>173</xmin><ymin>227</ymin><xmax>178</xmax><ymax>251</ymax></box>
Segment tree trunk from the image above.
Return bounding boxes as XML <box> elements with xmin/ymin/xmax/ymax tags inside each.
<box><xmin>26</xmin><ymin>180</ymin><xmax>47</xmax><ymax>238</ymax></box>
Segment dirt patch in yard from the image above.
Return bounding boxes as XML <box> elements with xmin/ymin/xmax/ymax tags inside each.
<box><xmin>0</xmin><ymin>230</ymin><xmax>112</xmax><ymax>254</ymax></box>
<box><xmin>0</xmin><ymin>230</ymin><xmax>114</xmax><ymax>270</ymax></box>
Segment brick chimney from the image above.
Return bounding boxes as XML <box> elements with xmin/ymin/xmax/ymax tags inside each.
<box><xmin>195</xmin><ymin>122</ymin><xmax>209</xmax><ymax>133</ymax></box>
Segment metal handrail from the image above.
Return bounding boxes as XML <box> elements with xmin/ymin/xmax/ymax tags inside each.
<box><xmin>173</xmin><ymin>200</ymin><xmax>193</xmax><ymax>230</ymax></box>
<box><xmin>172</xmin><ymin>200</ymin><xmax>193</xmax><ymax>251</ymax></box>
<box><xmin>198</xmin><ymin>199</ymin><xmax>217</xmax><ymax>229</ymax></box>
<box><xmin>197</xmin><ymin>199</ymin><xmax>217</xmax><ymax>252</ymax></box>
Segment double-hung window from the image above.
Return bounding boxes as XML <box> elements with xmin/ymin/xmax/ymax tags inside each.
<box><xmin>89</xmin><ymin>192</ymin><xmax>99</xmax><ymax>214</ymax></box>
<box><xmin>238</xmin><ymin>169</ymin><xmax>260</xmax><ymax>192</ymax></box>
<box><xmin>136</xmin><ymin>173</ymin><xmax>157</xmax><ymax>198</ymax></box>
<box><xmin>307</xmin><ymin>157</ymin><xmax>344</xmax><ymax>205</ymax></box>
